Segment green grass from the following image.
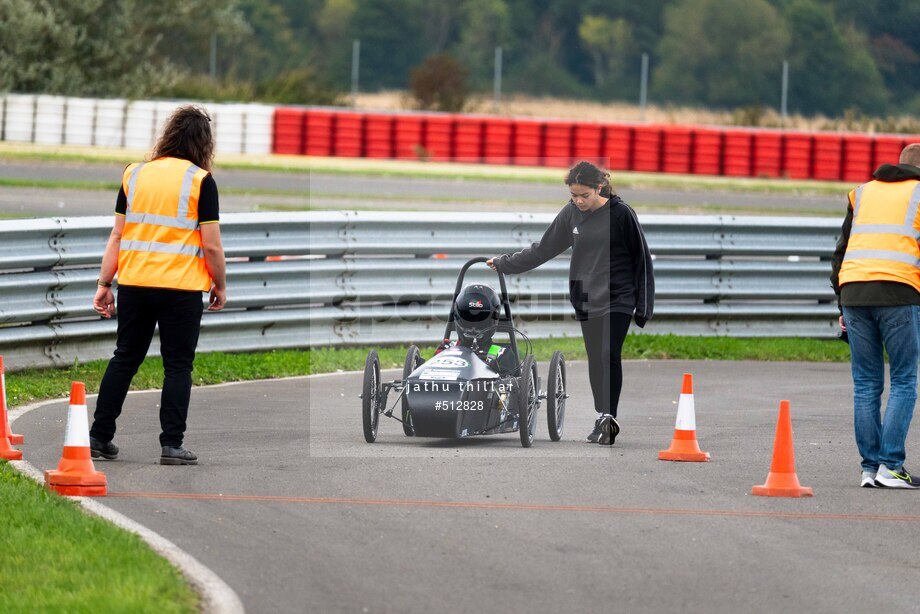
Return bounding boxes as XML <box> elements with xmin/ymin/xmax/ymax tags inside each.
<box><xmin>0</xmin><ymin>463</ymin><xmax>198</xmax><ymax>614</ymax></box>
<box><xmin>5</xmin><ymin>336</ymin><xmax>849</xmax><ymax>407</ymax></box>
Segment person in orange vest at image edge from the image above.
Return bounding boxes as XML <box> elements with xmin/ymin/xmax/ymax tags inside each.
<box><xmin>90</xmin><ymin>105</ymin><xmax>227</xmax><ymax>466</ymax></box>
<box><xmin>487</xmin><ymin>161</ymin><xmax>655</xmax><ymax>446</ymax></box>
<box><xmin>832</xmin><ymin>143</ymin><xmax>920</xmax><ymax>489</ymax></box>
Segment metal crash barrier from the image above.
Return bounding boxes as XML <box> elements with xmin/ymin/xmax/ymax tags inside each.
<box><xmin>0</xmin><ymin>211</ymin><xmax>841</xmax><ymax>370</ymax></box>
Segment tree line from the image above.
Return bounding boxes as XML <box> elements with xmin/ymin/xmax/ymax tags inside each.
<box><xmin>1</xmin><ymin>0</ymin><xmax>918</xmax><ymax>119</ymax></box>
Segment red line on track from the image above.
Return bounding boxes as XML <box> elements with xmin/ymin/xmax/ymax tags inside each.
<box><xmin>107</xmin><ymin>491</ymin><xmax>920</xmax><ymax>522</ymax></box>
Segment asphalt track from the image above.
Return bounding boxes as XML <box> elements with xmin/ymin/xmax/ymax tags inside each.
<box><xmin>14</xmin><ymin>359</ymin><xmax>920</xmax><ymax>613</ymax></box>
<box><xmin>0</xmin><ymin>158</ymin><xmax>844</xmax><ymax>217</ymax></box>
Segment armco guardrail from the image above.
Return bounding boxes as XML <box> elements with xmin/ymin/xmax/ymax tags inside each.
<box><xmin>0</xmin><ymin>212</ymin><xmax>841</xmax><ymax>371</ymax></box>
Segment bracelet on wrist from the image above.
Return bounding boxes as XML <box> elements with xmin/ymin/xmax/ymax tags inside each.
<box><xmin>97</xmin><ymin>279</ymin><xmax>113</xmax><ymax>288</ymax></box>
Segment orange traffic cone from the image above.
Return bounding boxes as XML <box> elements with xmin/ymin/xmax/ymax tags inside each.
<box><xmin>659</xmin><ymin>373</ymin><xmax>710</xmax><ymax>462</ymax></box>
<box><xmin>752</xmin><ymin>400</ymin><xmax>813</xmax><ymax>497</ymax></box>
<box><xmin>0</xmin><ymin>356</ymin><xmax>23</xmax><ymax>445</ymax></box>
<box><xmin>44</xmin><ymin>382</ymin><xmax>106</xmax><ymax>497</ymax></box>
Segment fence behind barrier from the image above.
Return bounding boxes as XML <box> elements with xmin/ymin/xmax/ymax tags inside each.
<box><xmin>0</xmin><ymin>212</ymin><xmax>841</xmax><ymax>371</ymax></box>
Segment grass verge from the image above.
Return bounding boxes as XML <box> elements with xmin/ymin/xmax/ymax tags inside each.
<box><xmin>0</xmin><ymin>462</ymin><xmax>198</xmax><ymax>613</ymax></box>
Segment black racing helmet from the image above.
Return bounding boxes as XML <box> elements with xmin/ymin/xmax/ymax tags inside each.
<box><xmin>453</xmin><ymin>284</ymin><xmax>502</xmax><ymax>345</ymax></box>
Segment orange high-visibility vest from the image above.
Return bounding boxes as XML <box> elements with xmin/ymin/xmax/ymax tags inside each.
<box><xmin>117</xmin><ymin>157</ymin><xmax>212</xmax><ymax>292</ymax></box>
<box><xmin>839</xmin><ymin>179</ymin><xmax>920</xmax><ymax>293</ymax></box>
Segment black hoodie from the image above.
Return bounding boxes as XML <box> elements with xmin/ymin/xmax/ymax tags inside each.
<box><xmin>830</xmin><ymin>163</ymin><xmax>920</xmax><ymax>311</ymax></box>
<box><xmin>495</xmin><ymin>195</ymin><xmax>655</xmax><ymax>324</ymax></box>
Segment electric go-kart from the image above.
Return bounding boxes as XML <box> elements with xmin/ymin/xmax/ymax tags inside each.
<box><xmin>360</xmin><ymin>257</ymin><xmax>568</xmax><ymax>448</ymax></box>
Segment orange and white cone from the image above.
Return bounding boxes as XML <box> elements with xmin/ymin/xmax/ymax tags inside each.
<box><xmin>0</xmin><ymin>356</ymin><xmax>23</xmax><ymax>445</ymax></box>
<box><xmin>658</xmin><ymin>373</ymin><xmax>710</xmax><ymax>462</ymax></box>
<box><xmin>44</xmin><ymin>382</ymin><xmax>106</xmax><ymax>497</ymax></box>
<box><xmin>752</xmin><ymin>400</ymin><xmax>813</xmax><ymax>497</ymax></box>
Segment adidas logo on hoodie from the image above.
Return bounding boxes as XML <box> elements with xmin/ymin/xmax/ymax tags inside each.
<box><xmin>572</xmin><ymin>227</ymin><xmax>579</xmax><ymax>235</ymax></box>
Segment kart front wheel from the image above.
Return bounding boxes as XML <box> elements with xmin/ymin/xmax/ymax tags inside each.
<box><xmin>518</xmin><ymin>355</ymin><xmax>538</xmax><ymax>448</ymax></box>
<box><xmin>401</xmin><ymin>345</ymin><xmax>423</xmax><ymax>436</ymax></box>
<box><xmin>546</xmin><ymin>351</ymin><xmax>567</xmax><ymax>441</ymax></box>
<box><xmin>362</xmin><ymin>350</ymin><xmax>382</xmax><ymax>443</ymax></box>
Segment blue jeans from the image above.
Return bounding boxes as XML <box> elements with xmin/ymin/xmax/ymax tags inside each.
<box><xmin>843</xmin><ymin>305</ymin><xmax>920</xmax><ymax>473</ymax></box>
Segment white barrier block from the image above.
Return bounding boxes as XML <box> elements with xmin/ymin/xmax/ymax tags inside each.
<box><xmin>94</xmin><ymin>98</ymin><xmax>126</xmax><ymax>147</ymax></box>
<box><xmin>64</xmin><ymin>97</ymin><xmax>95</xmax><ymax>146</ymax></box>
<box><xmin>244</xmin><ymin>104</ymin><xmax>275</xmax><ymax>154</ymax></box>
<box><xmin>214</xmin><ymin>103</ymin><xmax>245</xmax><ymax>154</ymax></box>
<box><xmin>3</xmin><ymin>94</ymin><xmax>35</xmax><ymax>142</ymax></box>
<box><xmin>154</xmin><ymin>100</ymin><xmax>180</xmax><ymax>140</ymax></box>
<box><xmin>124</xmin><ymin>100</ymin><xmax>157</xmax><ymax>150</ymax></box>
<box><xmin>34</xmin><ymin>95</ymin><xmax>67</xmax><ymax>145</ymax></box>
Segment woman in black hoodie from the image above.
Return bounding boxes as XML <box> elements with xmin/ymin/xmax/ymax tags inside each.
<box><xmin>487</xmin><ymin>161</ymin><xmax>654</xmax><ymax>445</ymax></box>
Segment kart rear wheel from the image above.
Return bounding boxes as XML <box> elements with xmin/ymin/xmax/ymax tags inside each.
<box><xmin>546</xmin><ymin>351</ymin><xmax>567</xmax><ymax>441</ymax></box>
<box><xmin>362</xmin><ymin>350</ymin><xmax>382</xmax><ymax>443</ymax></box>
<box><xmin>401</xmin><ymin>345</ymin><xmax>423</xmax><ymax>436</ymax></box>
<box><xmin>518</xmin><ymin>355</ymin><xmax>538</xmax><ymax>448</ymax></box>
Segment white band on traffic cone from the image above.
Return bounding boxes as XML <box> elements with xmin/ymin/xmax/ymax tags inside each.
<box><xmin>674</xmin><ymin>393</ymin><xmax>696</xmax><ymax>431</ymax></box>
<box><xmin>64</xmin><ymin>403</ymin><xmax>90</xmax><ymax>448</ymax></box>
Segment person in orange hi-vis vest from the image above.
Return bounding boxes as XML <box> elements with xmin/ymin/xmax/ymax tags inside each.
<box><xmin>832</xmin><ymin>143</ymin><xmax>920</xmax><ymax>489</ymax></box>
<box><xmin>89</xmin><ymin>105</ymin><xmax>227</xmax><ymax>466</ymax></box>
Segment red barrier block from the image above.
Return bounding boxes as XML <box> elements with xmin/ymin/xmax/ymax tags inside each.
<box><xmin>872</xmin><ymin>135</ymin><xmax>905</xmax><ymax>170</ymax></box>
<box><xmin>783</xmin><ymin>133</ymin><xmax>813</xmax><ymax>179</ymax></box>
<box><xmin>394</xmin><ymin>114</ymin><xmax>425</xmax><ymax>160</ymax></box>
<box><xmin>364</xmin><ymin>113</ymin><xmax>394</xmax><ymax>159</ymax></box>
<box><xmin>813</xmin><ymin>134</ymin><xmax>843</xmax><ymax>181</ymax></box>
<box><xmin>632</xmin><ymin>125</ymin><xmax>662</xmax><ymax>173</ymax></box>
<box><xmin>692</xmin><ymin>128</ymin><xmax>722</xmax><ymax>175</ymax></box>
<box><xmin>723</xmin><ymin>129</ymin><xmax>753</xmax><ymax>176</ymax></box>
<box><xmin>753</xmin><ymin>130</ymin><xmax>783</xmax><ymax>178</ymax></box>
<box><xmin>842</xmin><ymin>135</ymin><xmax>874</xmax><ymax>183</ymax></box>
<box><xmin>513</xmin><ymin>119</ymin><xmax>543</xmax><ymax>166</ymax></box>
<box><xmin>603</xmin><ymin>124</ymin><xmax>634</xmax><ymax>170</ymax></box>
<box><xmin>423</xmin><ymin>114</ymin><xmax>454</xmax><ymax>162</ymax></box>
<box><xmin>272</xmin><ymin>108</ymin><xmax>305</xmax><ymax>155</ymax></box>
<box><xmin>453</xmin><ymin>116</ymin><xmax>484</xmax><ymax>163</ymax></box>
<box><xmin>544</xmin><ymin>120</ymin><xmax>575</xmax><ymax>168</ymax></box>
<box><xmin>484</xmin><ymin>118</ymin><xmax>513</xmax><ymax>165</ymax></box>
<box><xmin>573</xmin><ymin>122</ymin><xmax>603</xmax><ymax>166</ymax></box>
<box><xmin>662</xmin><ymin>126</ymin><xmax>692</xmax><ymax>174</ymax></box>
<box><xmin>332</xmin><ymin>111</ymin><xmax>363</xmax><ymax>158</ymax></box>
<box><xmin>304</xmin><ymin>109</ymin><xmax>334</xmax><ymax>157</ymax></box>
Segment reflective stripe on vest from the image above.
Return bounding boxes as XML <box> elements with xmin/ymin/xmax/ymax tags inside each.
<box><xmin>839</xmin><ymin>181</ymin><xmax>920</xmax><ymax>292</ymax></box>
<box><xmin>118</xmin><ymin>158</ymin><xmax>211</xmax><ymax>292</ymax></box>
<box><xmin>120</xmin><ymin>240</ymin><xmax>203</xmax><ymax>258</ymax></box>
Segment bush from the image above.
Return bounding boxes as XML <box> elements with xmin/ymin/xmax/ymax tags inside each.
<box><xmin>409</xmin><ymin>53</ymin><xmax>470</xmax><ymax>113</ymax></box>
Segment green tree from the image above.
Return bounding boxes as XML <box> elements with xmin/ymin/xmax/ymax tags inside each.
<box><xmin>653</xmin><ymin>0</ymin><xmax>790</xmax><ymax>108</ymax></box>
<box><xmin>0</xmin><ymin>0</ymin><xmax>244</xmax><ymax>97</ymax></box>
<box><xmin>578</xmin><ymin>15</ymin><xmax>634</xmax><ymax>88</ymax></box>
<box><xmin>455</xmin><ymin>0</ymin><xmax>511</xmax><ymax>89</ymax></box>
<box><xmin>783</xmin><ymin>0</ymin><xmax>887</xmax><ymax>115</ymax></box>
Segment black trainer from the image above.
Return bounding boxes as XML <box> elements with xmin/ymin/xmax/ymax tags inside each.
<box><xmin>586</xmin><ymin>416</ymin><xmax>604</xmax><ymax>443</ymax></box>
<box><xmin>160</xmin><ymin>446</ymin><xmax>198</xmax><ymax>465</ymax></box>
<box><xmin>89</xmin><ymin>436</ymin><xmax>119</xmax><ymax>460</ymax></box>
<box><xmin>597</xmin><ymin>414</ymin><xmax>620</xmax><ymax>446</ymax></box>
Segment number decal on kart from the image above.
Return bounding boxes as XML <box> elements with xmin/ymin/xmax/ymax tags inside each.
<box><xmin>426</xmin><ymin>357</ymin><xmax>469</xmax><ymax>368</ymax></box>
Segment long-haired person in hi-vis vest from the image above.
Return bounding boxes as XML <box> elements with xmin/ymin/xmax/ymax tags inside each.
<box><xmin>832</xmin><ymin>143</ymin><xmax>920</xmax><ymax>489</ymax></box>
<box><xmin>89</xmin><ymin>105</ymin><xmax>227</xmax><ymax>466</ymax></box>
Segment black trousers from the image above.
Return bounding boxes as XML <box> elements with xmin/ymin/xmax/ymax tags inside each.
<box><xmin>90</xmin><ymin>286</ymin><xmax>204</xmax><ymax>447</ymax></box>
<box><xmin>579</xmin><ymin>312</ymin><xmax>632</xmax><ymax>418</ymax></box>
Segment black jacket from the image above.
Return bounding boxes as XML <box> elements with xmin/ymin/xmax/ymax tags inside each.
<box><xmin>495</xmin><ymin>195</ymin><xmax>655</xmax><ymax>323</ymax></box>
<box><xmin>830</xmin><ymin>163</ymin><xmax>920</xmax><ymax>312</ymax></box>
